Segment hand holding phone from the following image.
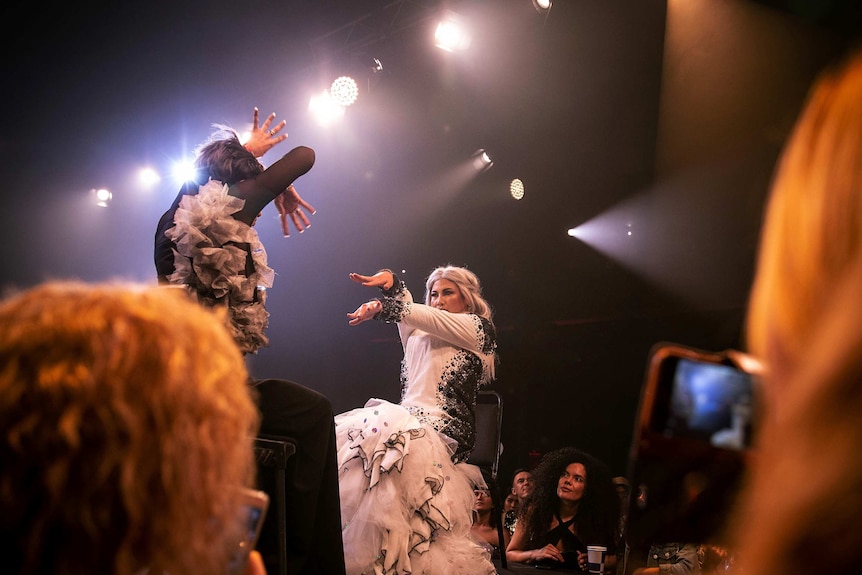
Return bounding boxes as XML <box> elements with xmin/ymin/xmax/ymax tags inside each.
<box><xmin>625</xmin><ymin>342</ymin><xmax>762</xmax><ymax>548</ymax></box>
<box><xmin>244</xmin><ymin>550</ymin><xmax>267</xmax><ymax>575</ymax></box>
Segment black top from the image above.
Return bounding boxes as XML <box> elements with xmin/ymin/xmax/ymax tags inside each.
<box><xmin>533</xmin><ymin>513</ymin><xmax>586</xmax><ymax>570</ymax></box>
<box><xmin>154</xmin><ymin>145</ymin><xmax>315</xmax><ymax>282</ymax></box>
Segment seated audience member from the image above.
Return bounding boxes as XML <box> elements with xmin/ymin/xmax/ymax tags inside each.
<box><xmin>506</xmin><ymin>447</ymin><xmax>618</xmax><ymax>572</ymax></box>
<box><xmin>632</xmin><ymin>543</ymin><xmax>701</xmax><ymax>575</ymax></box>
<box><xmin>503</xmin><ymin>490</ymin><xmax>519</xmax><ymax>531</ymax></box>
<box><xmin>505</xmin><ymin>467</ymin><xmax>535</xmax><ymax>535</ymax></box>
<box><xmin>728</xmin><ymin>47</ymin><xmax>862</xmax><ymax>575</ymax></box>
<box><xmin>513</xmin><ymin>468</ymin><xmax>536</xmax><ymax>503</ymax></box>
<box><xmin>612</xmin><ymin>476</ymin><xmax>630</xmax><ymax>574</ymax></box>
<box><xmin>0</xmin><ymin>281</ymin><xmax>265</xmax><ymax>575</ymax></box>
<box><xmin>155</xmin><ymin>111</ymin><xmax>345</xmax><ymax>575</ymax></box>
<box><xmin>504</xmin><ymin>490</ymin><xmax>519</xmax><ymax>514</ymax></box>
<box><xmin>471</xmin><ymin>486</ymin><xmax>511</xmax><ymax>559</ymax></box>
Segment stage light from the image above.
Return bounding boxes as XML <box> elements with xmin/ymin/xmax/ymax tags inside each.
<box><xmin>569</xmin><ymin>222</ymin><xmax>634</xmax><ymax>240</ymax></box>
<box><xmin>172</xmin><ymin>159</ymin><xmax>198</xmax><ymax>185</ymax></box>
<box><xmin>472</xmin><ymin>149</ymin><xmax>493</xmax><ymax>171</ymax></box>
<box><xmin>331</xmin><ymin>76</ymin><xmax>359</xmax><ymax>106</ymax></box>
<box><xmin>308</xmin><ymin>90</ymin><xmax>345</xmax><ymax>126</ymax></box>
<box><xmin>92</xmin><ymin>188</ymin><xmax>112</xmax><ymax>207</ymax></box>
<box><xmin>510</xmin><ymin>178</ymin><xmax>525</xmax><ymax>200</ymax></box>
<box><xmin>138</xmin><ymin>167</ymin><xmax>160</xmax><ymax>188</ymax></box>
<box><xmin>434</xmin><ymin>16</ymin><xmax>471</xmax><ymax>52</ymax></box>
<box><xmin>532</xmin><ymin>0</ymin><xmax>552</xmax><ymax>14</ymax></box>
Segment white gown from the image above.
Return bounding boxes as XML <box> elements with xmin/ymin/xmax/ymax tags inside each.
<box><xmin>335</xmin><ymin>278</ymin><xmax>498</xmax><ymax>575</ymax></box>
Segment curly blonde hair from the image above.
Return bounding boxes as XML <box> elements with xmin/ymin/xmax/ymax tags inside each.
<box><xmin>0</xmin><ymin>282</ymin><xmax>259</xmax><ymax>575</ymax></box>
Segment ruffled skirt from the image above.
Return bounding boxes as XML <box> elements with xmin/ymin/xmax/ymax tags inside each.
<box><xmin>335</xmin><ymin>398</ymin><xmax>496</xmax><ymax>575</ymax></box>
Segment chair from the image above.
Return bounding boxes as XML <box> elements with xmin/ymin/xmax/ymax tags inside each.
<box><xmin>468</xmin><ymin>390</ymin><xmax>508</xmax><ymax>569</ymax></box>
<box><xmin>253</xmin><ymin>435</ymin><xmax>297</xmax><ymax>575</ymax></box>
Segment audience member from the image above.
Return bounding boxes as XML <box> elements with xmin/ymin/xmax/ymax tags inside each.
<box><xmin>154</xmin><ymin>111</ymin><xmax>344</xmax><ymax>575</ymax></box>
<box><xmin>504</xmin><ymin>491</ymin><xmax>519</xmax><ymax>514</ymax></box>
<box><xmin>471</xmin><ymin>486</ymin><xmax>511</xmax><ymax>559</ymax></box>
<box><xmin>632</xmin><ymin>543</ymin><xmax>701</xmax><ymax>575</ymax></box>
<box><xmin>503</xmin><ymin>490</ymin><xmax>519</xmax><ymax>532</ymax></box>
<box><xmin>505</xmin><ymin>468</ymin><xmax>535</xmax><ymax>535</ymax></box>
<box><xmin>612</xmin><ymin>477</ymin><xmax>630</xmax><ymax>508</ymax></box>
<box><xmin>612</xmin><ymin>476</ymin><xmax>630</xmax><ymax>574</ymax></box>
<box><xmin>728</xmin><ymin>46</ymin><xmax>862</xmax><ymax>575</ymax></box>
<box><xmin>512</xmin><ymin>468</ymin><xmax>536</xmax><ymax>502</ymax></box>
<box><xmin>337</xmin><ymin>266</ymin><xmax>498</xmax><ymax>575</ymax></box>
<box><xmin>506</xmin><ymin>447</ymin><xmax>618</xmax><ymax>572</ymax></box>
<box><xmin>0</xmin><ymin>281</ymin><xmax>265</xmax><ymax>575</ymax></box>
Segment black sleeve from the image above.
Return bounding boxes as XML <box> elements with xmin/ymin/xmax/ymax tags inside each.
<box><xmin>154</xmin><ymin>182</ymin><xmax>199</xmax><ymax>282</ymax></box>
<box><xmin>229</xmin><ymin>146</ymin><xmax>315</xmax><ymax>225</ymax></box>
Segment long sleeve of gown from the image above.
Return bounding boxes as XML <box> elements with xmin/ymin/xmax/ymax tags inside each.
<box><xmin>375</xmin><ymin>277</ymin><xmax>496</xmax><ymax>359</ymax></box>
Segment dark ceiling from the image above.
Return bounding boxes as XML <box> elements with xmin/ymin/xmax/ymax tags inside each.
<box><xmin>0</xmin><ymin>0</ymin><xmax>856</xmax><ymax>477</ymax></box>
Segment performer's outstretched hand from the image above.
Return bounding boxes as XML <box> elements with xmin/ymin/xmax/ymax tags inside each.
<box><xmin>244</xmin><ymin>107</ymin><xmax>287</xmax><ymax>157</ymax></box>
<box><xmin>347</xmin><ymin>300</ymin><xmax>382</xmax><ymax>326</ymax></box>
<box><xmin>274</xmin><ymin>184</ymin><xmax>316</xmax><ymax>237</ymax></box>
<box><xmin>349</xmin><ymin>270</ymin><xmax>394</xmax><ymax>290</ymax></box>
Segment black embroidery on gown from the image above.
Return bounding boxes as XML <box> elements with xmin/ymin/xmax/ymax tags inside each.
<box><xmin>378</xmin><ymin>277</ymin><xmax>497</xmax><ymax>463</ymax></box>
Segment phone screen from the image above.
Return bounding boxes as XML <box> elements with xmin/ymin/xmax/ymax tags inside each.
<box><xmin>242</xmin><ymin>504</ymin><xmax>265</xmax><ymax>541</ymax></box>
<box><xmin>227</xmin><ymin>489</ymin><xmax>269</xmax><ymax>575</ymax></box>
<box><xmin>625</xmin><ymin>343</ymin><xmax>759</xmax><ymax>549</ymax></box>
<box><xmin>660</xmin><ymin>358</ymin><xmax>755</xmax><ymax>450</ymax></box>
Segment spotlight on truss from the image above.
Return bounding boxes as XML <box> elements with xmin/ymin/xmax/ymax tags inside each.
<box><xmin>532</xmin><ymin>0</ymin><xmax>552</xmax><ymax>14</ymax></box>
<box><xmin>331</xmin><ymin>76</ymin><xmax>359</xmax><ymax>106</ymax></box>
<box><xmin>472</xmin><ymin>149</ymin><xmax>494</xmax><ymax>171</ymax></box>
<box><xmin>434</xmin><ymin>13</ymin><xmax>471</xmax><ymax>52</ymax></box>
<box><xmin>309</xmin><ymin>90</ymin><xmax>346</xmax><ymax>126</ymax></box>
<box><xmin>92</xmin><ymin>188</ymin><xmax>112</xmax><ymax>207</ymax></box>
<box><xmin>137</xmin><ymin>167</ymin><xmax>161</xmax><ymax>188</ymax></box>
<box><xmin>510</xmin><ymin>178</ymin><xmax>525</xmax><ymax>200</ymax></box>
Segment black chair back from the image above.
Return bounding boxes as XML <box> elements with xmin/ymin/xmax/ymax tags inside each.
<box><xmin>468</xmin><ymin>390</ymin><xmax>507</xmax><ymax>569</ymax></box>
<box><xmin>254</xmin><ymin>436</ymin><xmax>297</xmax><ymax>575</ymax></box>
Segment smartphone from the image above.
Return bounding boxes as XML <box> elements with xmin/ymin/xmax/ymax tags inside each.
<box><xmin>624</xmin><ymin>343</ymin><xmax>761</xmax><ymax>549</ymax></box>
<box><xmin>227</xmin><ymin>488</ymin><xmax>270</xmax><ymax>575</ymax></box>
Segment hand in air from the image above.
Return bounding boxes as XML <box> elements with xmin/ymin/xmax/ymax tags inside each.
<box><xmin>274</xmin><ymin>185</ymin><xmax>316</xmax><ymax>237</ymax></box>
<box><xmin>347</xmin><ymin>300</ymin><xmax>382</xmax><ymax>326</ymax></box>
<box><xmin>349</xmin><ymin>270</ymin><xmax>394</xmax><ymax>290</ymax></box>
<box><xmin>243</xmin><ymin>107</ymin><xmax>287</xmax><ymax>158</ymax></box>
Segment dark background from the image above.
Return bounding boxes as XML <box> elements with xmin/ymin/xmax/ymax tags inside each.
<box><xmin>1</xmin><ymin>0</ymin><xmax>858</xmax><ymax>485</ymax></box>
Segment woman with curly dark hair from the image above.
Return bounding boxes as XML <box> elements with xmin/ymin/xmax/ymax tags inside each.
<box><xmin>506</xmin><ymin>447</ymin><xmax>619</xmax><ymax>572</ymax></box>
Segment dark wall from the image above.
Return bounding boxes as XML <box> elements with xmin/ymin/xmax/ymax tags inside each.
<box><xmin>492</xmin><ymin>0</ymin><xmax>854</xmax><ymax>488</ymax></box>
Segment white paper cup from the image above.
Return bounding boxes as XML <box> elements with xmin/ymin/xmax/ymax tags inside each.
<box><xmin>587</xmin><ymin>545</ymin><xmax>607</xmax><ymax>574</ymax></box>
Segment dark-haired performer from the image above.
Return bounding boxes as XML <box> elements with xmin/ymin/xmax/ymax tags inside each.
<box><xmin>154</xmin><ymin>109</ymin><xmax>345</xmax><ymax>575</ymax></box>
